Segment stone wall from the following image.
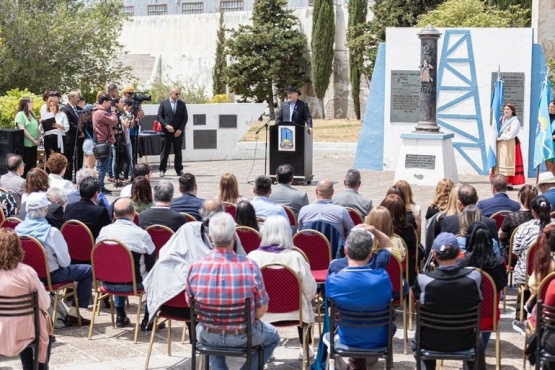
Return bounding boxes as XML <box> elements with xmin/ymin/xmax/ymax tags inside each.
<box><xmin>532</xmin><ymin>0</ymin><xmax>555</xmax><ymax>63</ymax></box>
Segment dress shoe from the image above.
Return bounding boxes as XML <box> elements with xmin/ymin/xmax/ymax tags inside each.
<box><xmin>116</xmin><ymin>314</ymin><xmax>131</xmax><ymax>328</ymax></box>
<box><xmin>141</xmin><ymin>320</ymin><xmax>166</xmax><ymax>332</ymax></box>
<box><xmin>100</xmin><ymin>187</ymin><xmax>112</xmax><ymax>195</ymax></box>
<box><xmin>159</xmin><ymin>171</ymin><xmax>165</xmax><ymax>177</ymax></box>
<box><xmin>65</xmin><ymin>315</ymin><xmax>90</xmax><ymax>327</ymax></box>
<box><xmin>176</xmin><ymin>171</ymin><xmax>183</xmax><ymax>176</ymax></box>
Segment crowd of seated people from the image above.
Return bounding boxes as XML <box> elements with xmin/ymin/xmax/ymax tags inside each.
<box><xmin>6</xmin><ymin>155</ymin><xmax>555</xmax><ymax>370</ymax></box>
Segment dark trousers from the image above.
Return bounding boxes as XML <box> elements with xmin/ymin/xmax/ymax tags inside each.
<box><xmin>43</xmin><ymin>135</ymin><xmax>65</xmax><ymax>161</ymax></box>
<box><xmin>64</xmin><ymin>137</ymin><xmax>84</xmax><ymax>181</ymax></box>
<box><xmin>19</xmin><ymin>336</ymin><xmax>52</xmax><ymax>370</ymax></box>
<box><xmin>114</xmin><ymin>140</ymin><xmax>129</xmax><ymax>181</ymax></box>
<box><xmin>22</xmin><ymin>146</ymin><xmax>38</xmax><ymax>178</ymax></box>
<box><xmin>159</xmin><ymin>133</ymin><xmax>183</xmax><ymax>173</ymax></box>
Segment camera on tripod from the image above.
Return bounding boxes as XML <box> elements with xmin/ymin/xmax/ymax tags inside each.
<box><xmin>130</xmin><ymin>91</ymin><xmax>151</xmax><ymax>116</ymax></box>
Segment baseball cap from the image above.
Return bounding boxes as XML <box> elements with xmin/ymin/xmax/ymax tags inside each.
<box><xmin>432</xmin><ymin>232</ymin><xmax>460</xmax><ymax>254</ymax></box>
<box><xmin>26</xmin><ymin>192</ymin><xmax>50</xmax><ymax>211</ymax></box>
<box><xmin>123</xmin><ymin>86</ymin><xmax>135</xmax><ymax>94</ymax></box>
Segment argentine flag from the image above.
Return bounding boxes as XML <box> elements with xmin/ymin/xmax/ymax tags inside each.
<box><xmin>533</xmin><ymin>79</ymin><xmax>554</xmax><ymax>169</ymax></box>
<box><xmin>486</xmin><ymin>77</ymin><xmax>504</xmax><ymax>171</ymax></box>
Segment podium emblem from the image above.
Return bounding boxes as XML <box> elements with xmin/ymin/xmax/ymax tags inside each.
<box><xmin>278</xmin><ymin>126</ymin><xmax>295</xmax><ymax>151</ymax></box>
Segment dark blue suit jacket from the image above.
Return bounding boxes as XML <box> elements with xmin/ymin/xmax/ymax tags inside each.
<box><xmin>170</xmin><ymin>193</ymin><xmax>205</xmax><ymax>220</ymax></box>
<box><xmin>477</xmin><ymin>193</ymin><xmax>520</xmax><ymax>217</ymax></box>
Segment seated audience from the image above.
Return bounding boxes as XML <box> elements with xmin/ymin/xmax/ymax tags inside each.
<box><xmin>332</xmin><ymin>168</ymin><xmax>372</xmax><ymax>218</ymax></box>
<box><xmin>0</xmin><ymin>154</ymin><xmax>26</xmax><ymax>205</ymax></box>
<box><xmin>19</xmin><ymin>168</ymin><xmax>64</xmax><ymax>229</ymax></box>
<box><xmin>365</xmin><ymin>206</ymin><xmax>406</xmax><ymax>262</ymax></box>
<box><xmin>251</xmin><ymin>175</ymin><xmax>288</xmax><ymax>221</ymax></box>
<box><xmin>425</xmin><ymin>178</ymin><xmax>453</xmax><ymax>220</ymax></box>
<box><xmin>15</xmin><ymin>192</ymin><xmax>92</xmax><ymax>326</ymax></box>
<box><xmin>395</xmin><ymin>179</ymin><xmax>422</xmax><ymax>239</ymax></box>
<box><xmin>248</xmin><ymin>215</ymin><xmax>317</xmax><ymax>359</ymax></box>
<box><xmin>131</xmin><ymin>176</ymin><xmax>153</xmax><ymax>213</ymax></box>
<box><xmin>218</xmin><ymin>172</ymin><xmax>246</xmax><ymax>205</ymax></box>
<box><xmin>236</xmin><ymin>200</ymin><xmax>260</xmax><ymax>231</ymax></box>
<box><xmin>139</xmin><ymin>181</ymin><xmax>185</xmax><ymax>232</ymax></box>
<box><xmin>526</xmin><ymin>224</ymin><xmax>555</xmax><ymax>314</ymax></box>
<box><xmin>67</xmin><ymin>168</ymin><xmax>110</xmax><ymax>208</ymax></box>
<box><xmin>170</xmin><ymin>172</ymin><xmax>205</xmax><ymax>220</ymax></box>
<box><xmin>499</xmin><ymin>184</ymin><xmax>536</xmax><ymax>247</ymax></box>
<box><xmin>0</xmin><ymin>190</ymin><xmax>18</xmax><ymax>218</ymax></box>
<box><xmin>477</xmin><ymin>174</ymin><xmax>520</xmax><ymax>217</ymax></box>
<box><xmin>457</xmin><ymin>205</ymin><xmax>500</xmax><ymax>256</ymax></box>
<box><xmin>119</xmin><ymin>163</ymin><xmax>152</xmax><ymax>198</ymax></box>
<box><xmin>46</xmin><ymin>152</ymin><xmax>74</xmax><ymax>196</ymax></box>
<box><xmin>269</xmin><ymin>164</ymin><xmax>308</xmax><ymax>217</ymax></box>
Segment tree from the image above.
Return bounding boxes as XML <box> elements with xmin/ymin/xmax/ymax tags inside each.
<box><xmin>347</xmin><ymin>0</ymin><xmax>443</xmax><ymax>84</ymax></box>
<box><xmin>0</xmin><ymin>0</ymin><xmax>132</xmax><ymax>95</ymax></box>
<box><xmin>212</xmin><ymin>9</ymin><xmax>227</xmax><ymax>96</ymax></box>
<box><xmin>225</xmin><ymin>0</ymin><xmax>309</xmax><ymax>116</ymax></box>
<box><xmin>311</xmin><ymin>0</ymin><xmax>334</xmax><ymax>119</ymax></box>
<box><xmin>417</xmin><ymin>0</ymin><xmax>530</xmax><ymax>27</ymax></box>
<box><xmin>347</xmin><ymin>0</ymin><xmax>367</xmax><ymax>120</ymax></box>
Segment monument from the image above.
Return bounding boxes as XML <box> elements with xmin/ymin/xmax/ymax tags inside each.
<box><xmin>393</xmin><ymin>25</ymin><xmax>459</xmax><ymax>186</ymax></box>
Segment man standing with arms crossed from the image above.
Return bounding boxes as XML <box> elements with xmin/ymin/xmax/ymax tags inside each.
<box><xmin>157</xmin><ymin>87</ymin><xmax>188</xmax><ymax>177</ymax></box>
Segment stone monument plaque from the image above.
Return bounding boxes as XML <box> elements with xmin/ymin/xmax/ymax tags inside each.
<box><xmin>193</xmin><ymin>114</ymin><xmax>206</xmax><ymax>126</ymax></box>
<box><xmin>390</xmin><ymin>70</ymin><xmax>421</xmax><ymax>123</ymax></box>
<box><xmin>491</xmin><ymin>72</ymin><xmax>525</xmax><ymax>125</ymax></box>
<box><xmin>219</xmin><ymin>115</ymin><xmax>237</xmax><ymax>128</ymax></box>
<box><xmin>405</xmin><ymin>154</ymin><xmax>436</xmax><ymax>169</ymax></box>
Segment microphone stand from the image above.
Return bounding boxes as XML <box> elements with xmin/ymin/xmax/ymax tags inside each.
<box><xmin>255</xmin><ymin>114</ymin><xmax>275</xmax><ymax>176</ymax></box>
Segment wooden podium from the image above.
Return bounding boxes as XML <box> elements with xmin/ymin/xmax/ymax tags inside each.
<box><xmin>269</xmin><ymin>122</ymin><xmax>313</xmax><ymax>184</ymax></box>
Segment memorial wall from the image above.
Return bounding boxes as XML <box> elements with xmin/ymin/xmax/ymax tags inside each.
<box><xmin>382</xmin><ymin>28</ymin><xmax>534</xmax><ymax>175</ymax></box>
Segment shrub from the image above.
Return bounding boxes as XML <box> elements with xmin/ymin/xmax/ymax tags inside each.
<box><xmin>148</xmin><ymin>78</ymin><xmax>209</xmax><ymax>104</ymax></box>
<box><xmin>0</xmin><ymin>89</ymin><xmax>43</xmax><ymax>129</ymax></box>
<box><xmin>210</xmin><ymin>94</ymin><xmax>231</xmax><ymax>103</ymax></box>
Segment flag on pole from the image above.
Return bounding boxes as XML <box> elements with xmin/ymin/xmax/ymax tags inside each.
<box><xmin>486</xmin><ymin>74</ymin><xmax>504</xmax><ymax>171</ymax></box>
<box><xmin>533</xmin><ymin>77</ymin><xmax>554</xmax><ymax>169</ymax></box>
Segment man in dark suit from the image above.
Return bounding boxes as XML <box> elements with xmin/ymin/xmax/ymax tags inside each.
<box><xmin>170</xmin><ymin>173</ymin><xmax>205</xmax><ymax>220</ymax></box>
<box><xmin>275</xmin><ymin>86</ymin><xmax>313</xmax><ymax>134</ymax></box>
<box><xmin>61</xmin><ymin>91</ymin><xmax>84</xmax><ymax>181</ymax></box>
<box><xmin>157</xmin><ymin>87</ymin><xmax>188</xmax><ymax>177</ymax></box>
<box><xmin>441</xmin><ymin>184</ymin><xmax>498</xmax><ymax>241</ymax></box>
<box><xmin>139</xmin><ymin>181</ymin><xmax>185</xmax><ymax>232</ymax></box>
<box><xmin>64</xmin><ymin>176</ymin><xmax>111</xmax><ymax>239</ymax></box>
<box><xmin>269</xmin><ymin>164</ymin><xmax>308</xmax><ymax>217</ymax></box>
<box><xmin>477</xmin><ymin>174</ymin><xmax>520</xmax><ymax>217</ymax></box>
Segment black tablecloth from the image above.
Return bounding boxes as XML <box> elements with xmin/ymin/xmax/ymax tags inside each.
<box><xmin>138</xmin><ymin>133</ymin><xmax>174</xmax><ymax>157</ymax></box>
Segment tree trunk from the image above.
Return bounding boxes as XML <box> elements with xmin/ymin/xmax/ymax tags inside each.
<box><xmin>319</xmin><ymin>97</ymin><xmax>325</xmax><ymax>119</ymax></box>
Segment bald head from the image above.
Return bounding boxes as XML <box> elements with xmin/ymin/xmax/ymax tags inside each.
<box><xmin>6</xmin><ymin>154</ymin><xmax>23</xmax><ymax>174</ymax></box>
<box><xmin>200</xmin><ymin>199</ymin><xmax>225</xmax><ymax>223</ymax></box>
<box><xmin>114</xmin><ymin>198</ymin><xmax>135</xmax><ymax>220</ymax></box>
<box><xmin>316</xmin><ymin>180</ymin><xmax>334</xmax><ymax>199</ymax></box>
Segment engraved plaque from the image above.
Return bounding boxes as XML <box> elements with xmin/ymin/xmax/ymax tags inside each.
<box><xmin>390</xmin><ymin>70</ymin><xmax>420</xmax><ymax>123</ymax></box>
<box><xmin>405</xmin><ymin>154</ymin><xmax>436</xmax><ymax>169</ymax></box>
<box><xmin>219</xmin><ymin>115</ymin><xmax>237</xmax><ymax>128</ymax></box>
<box><xmin>193</xmin><ymin>114</ymin><xmax>206</xmax><ymax>126</ymax></box>
<box><xmin>491</xmin><ymin>72</ymin><xmax>525</xmax><ymax>125</ymax></box>
<box><xmin>193</xmin><ymin>130</ymin><xmax>217</xmax><ymax>149</ymax></box>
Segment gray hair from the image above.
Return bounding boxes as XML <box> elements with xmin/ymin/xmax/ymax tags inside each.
<box><xmin>27</xmin><ymin>206</ymin><xmax>48</xmax><ymax>219</ymax></box>
<box><xmin>344</xmin><ymin>169</ymin><xmax>361</xmax><ymax>188</ymax></box>
<box><xmin>76</xmin><ymin>168</ymin><xmax>97</xmax><ymax>187</ymax></box>
<box><xmin>345</xmin><ymin>229</ymin><xmax>373</xmax><ymax>261</ymax></box>
<box><xmin>208</xmin><ymin>212</ymin><xmax>236</xmax><ymax>246</ymax></box>
<box><xmin>260</xmin><ymin>215</ymin><xmax>293</xmax><ymax>249</ymax></box>
<box><xmin>200</xmin><ymin>201</ymin><xmax>225</xmax><ymax>224</ymax></box>
<box><xmin>47</xmin><ymin>187</ymin><xmax>67</xmax><ymax>206</ymax></box>
<box><xmin>153</xmin><ymin>181</ymin><xmax>174</xmax><ymax>203</ymax></box>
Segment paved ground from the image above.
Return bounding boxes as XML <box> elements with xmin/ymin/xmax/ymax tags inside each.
<box><xmin>0</xmin><ymin>142</ymin><xmax>534</xmax><ymax>369</ymax></box>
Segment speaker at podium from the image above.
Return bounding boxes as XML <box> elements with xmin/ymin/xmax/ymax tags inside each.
<box><xmin>269</xmin><ymin>121</ymin><xmax>313</xmax><ymax>184</ymax></box>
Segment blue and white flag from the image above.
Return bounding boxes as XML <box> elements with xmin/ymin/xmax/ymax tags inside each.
<box><xmin>533</xmin><ymin>78</ymin><xmax>554</xmax><ymax>169</ymax></box>
<box><xmin>486</xmin><ymin>76</ymin><xmax>504</xmax><ymax>171</ymax></box>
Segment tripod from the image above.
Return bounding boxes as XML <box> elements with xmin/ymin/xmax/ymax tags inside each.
<box><xmin>255</xmin><ymin>115</ymin><xmax>275</xmax><ymax>176</ymax></box>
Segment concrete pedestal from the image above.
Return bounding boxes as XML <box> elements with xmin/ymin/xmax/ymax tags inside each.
<box><xmin>394</xmin><ymin>133</ymin><xmax>459</xmax><ymax>186</ymax></box>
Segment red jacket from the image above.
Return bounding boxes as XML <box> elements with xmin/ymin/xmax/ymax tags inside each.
<box><xmin>92</xmin><ymin>104</ymin><xmax>118</xmax><ymax>144</ymax></box>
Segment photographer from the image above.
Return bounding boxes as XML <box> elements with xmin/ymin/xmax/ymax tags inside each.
<box><xmin>157</xmin><ymin>87</ymin><xmax>188</xmax><ymax>177</ymax></box>
<box><xmin>123</xmin><ymin>86</ymin><xmax>145</xmax><ymax>169</ymax></box>
<box><xmin>112</xmin><ymin>98</ymin><xmax>133</xmax><ymax>187</ymax></box>
<box><xmin>92</xmin><ymin>94</ymin><xmax>118</xmax><ymax>194</ymax></box>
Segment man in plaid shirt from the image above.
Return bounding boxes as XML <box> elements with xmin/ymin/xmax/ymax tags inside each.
<box><xmin>186</xmin><ymin>212</ymin><xmax>280</xmax><ymax>369</ymax></box>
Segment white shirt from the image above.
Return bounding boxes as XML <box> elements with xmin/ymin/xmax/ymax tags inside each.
<box><xmin>49</xmin><ymin>174</ymin><xmax>75</xmax><ymax>196</ymax></box>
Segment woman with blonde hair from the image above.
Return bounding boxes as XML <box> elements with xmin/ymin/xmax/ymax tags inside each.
<box><xmin>41</xmin><ymin>96</ymin><xmax>69</xmax><ymax>159</ymax></box>
<box><xmin>218</xmin><ymin>172</ymin><xmax>245</xmax><ymax>204</ymax></box>
<box><xmin>0</xmin><ymin>228</ymin><xmax>52</xmax><ymax>370</ymax></box>
<box><xmin>365</xmin><ymin>206</ymin><xmax>406</xmax><ymax>262</ymax></box>
<box><xmin>444</xmin><ymin>183</ymin><xmax>463</xmax><ymax>217</ymax></box>
<box><xmin>425</xmin><ymin>178</ymin><xmax>454</xmax><ymax>220</ymax></box>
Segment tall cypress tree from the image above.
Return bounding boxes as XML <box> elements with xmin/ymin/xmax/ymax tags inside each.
<box><xmin>212</xmin><ymin>9</ymin><xmax>227</xmax><ymax>96</ymax></box>
<box><xmin>348</xmin><ymin>0</ymin><xmax>366</xmax><ymax>120</ymax></box>
<box><xmin>311</xmin><ymin>0</ymin><xmax>335</xmax><ymax>119</ymax></box>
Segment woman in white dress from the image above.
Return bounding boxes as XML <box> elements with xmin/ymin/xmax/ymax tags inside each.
<box><xmin>41</xmin><ymin>96</ymin><xmax>69</xmax><ymax>159</ymax></box>
<box><xmin>496</xmin><ymin>103</ymin><xmax>525</xmax><ymax>188</ymax></box>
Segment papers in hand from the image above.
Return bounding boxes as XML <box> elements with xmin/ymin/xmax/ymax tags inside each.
<box><xmin>41</xmin><ymin>113</ymin><xmax>56</xmax><ymax>131</ymax></box>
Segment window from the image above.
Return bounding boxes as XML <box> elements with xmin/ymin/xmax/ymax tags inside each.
<box><xmin>147</xmin><ymin>4</ymin><xmax>167</xmax><ymax>15</ymax></box>
<box><xmin>182</xmin><ymin>2</ymin><xmax>204</xmax><ymax>14</ymax></box>
<box><xmin>220</xmin><ymin>0</ymin><xmax>243</xmax><ymax>12</ymax></box>
<box><xmin>123</xmin><ymin>6</ymin><xmax>134</xmax><ymax>16</ymax></box>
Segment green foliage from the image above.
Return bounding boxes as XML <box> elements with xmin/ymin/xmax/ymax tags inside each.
<box><xmin>347</xmin><ymin>0</ymin><xmax>367</xmax><ymax>120</ymax></box>
<box><xmin>347</xmin><ymin>0</ymin><xmax>443</xmax><ymax>81</ymax></box>
<box><xmin>417</xmin><ymin>0</ymin><xmax>530</xmax><ymax>27</ymax></box>
<box><xmin>0</xmin><ymin>89</ymin><xmax>43</xmax><ymax>129</ymax></box>
<box><xmin>148</xmin><ymin>78</ymin><xmax>209</xmax><ymax>104</ymax></box>
<box><xmin>311</xmin><ymin>0</ymin><xmax>335</xmax><ymax>118</ymax></box>
<box><xmin>213</xmin><ymin>9</ymin><xmax>227</xmax><ymax>96</ymax></box>
<box><xmin>210</xmin><ymin>94</ymin><xmax>231</xmax><ymax>103</ymax></box>
<box><xmin>0</xmin><ymin>0</ymin><xmax>133</xmax><ymax>96</ymax></box>
<box><xmin>484</xmin><ymin>0</ymin><xmax>531</xmax><ymax>11</ymax></box>
<box><xmin>225</xmin><ymin>0</ymin><xmax>310</xmax><ymax>116</ymax></box>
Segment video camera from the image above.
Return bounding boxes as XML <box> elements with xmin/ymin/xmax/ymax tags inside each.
<box><xmin>129</xmin><ymin>91</ymin><xmax>151</xmax><ymax>116</ymax></box>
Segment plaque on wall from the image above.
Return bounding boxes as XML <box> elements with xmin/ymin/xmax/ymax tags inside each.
<box><xmin>194</xmin><ymin>130</ymin><xmax>217</xmax><ymax>149</ymax></box>
<box><xmin>491</xmin><ymin>72</ymin><xmax>525</xmax><ymax>125</ymax></box>
<box><xmin>390</xmin><ymin>70</ymin><xmax>420</xmax><ymax>123</ymax></box>
<box><xmin>219</xmin><ymin>115</ymin><xmax>237</xmax><ymax>128</ymax></box>
<box><xmin>405</xmin><ymin>154</ymin><xmax>436</xmax><ymax>169</ymax></box>
<box><xmin>193</xmin><ymin>114</ymin><xmax>206</xmax><ymax>126</ymax></box>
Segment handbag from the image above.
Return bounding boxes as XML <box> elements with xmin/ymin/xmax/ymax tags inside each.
<box><xmin>93</xmin><ymin>142</ymin><xmax>111</xmax><ymax>159</ymax></box>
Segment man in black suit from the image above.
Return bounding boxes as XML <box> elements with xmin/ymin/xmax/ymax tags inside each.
<box><xmin>170</xmin><ymin>172</ymin><xmax>205</xmax><ymax>220</ymax></box>
<box><xmin>156</xmin><ymin>87</ymin><xmax>188</xmax><ymax>177</ymax></box>
<box><xmin>139</xmin><ymin>181</ymin><xmax>185</xmax><ymax>232</ymax></box>
<box><xmin>275</xmin><ymin>86</ymin><xmax>313</xmax><ymax>134</ymax></box>
<box><xmin>64</xmin><ymin>176</ymin><xmax>111</xmax><ymax>239</ymax></box>
<box><xmin>477</xmin><ymin>174</ymin><xmax>520</xmax><ymax>217</ymax></box>
<box><xmin>440</xmin><ymin>184</ymin><xmax>498</xmax><ymax>241</ymax></box>
<box><xmin>61</xmin><ymin>91</ymin><xmax>84</xmax><ymax>181</ymax></box>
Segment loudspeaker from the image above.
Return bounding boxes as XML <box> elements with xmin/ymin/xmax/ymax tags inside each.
<box><xmin>0</xmin><ymin>129</ymin><xmax>25</xmax><ymax>175</ymax></box>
